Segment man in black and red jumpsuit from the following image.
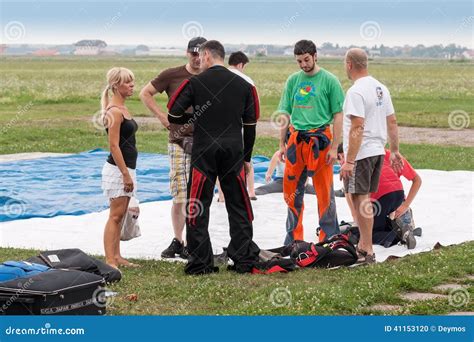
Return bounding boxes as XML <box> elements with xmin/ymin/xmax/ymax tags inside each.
<box><xmin>167</xmin><ymin>40</ymin><xmax>261</xmax><ymax>275</ymax></box>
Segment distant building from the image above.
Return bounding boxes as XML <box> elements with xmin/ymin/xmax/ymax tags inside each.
<box><xmin>136</xmin><ymin>47</ymin><xmax>183</xmax><ymax>56</ymax></box>
<box><xmin>99</xmin><ymin>48</ymin><xmax>119</xmax><ymax>56</ymax></box>
<box><xmin>53</xmin><ymin>45</ymin><xmax>75</xmax><ymax>55</ymax></box>
<box><xmin>2</xmin><ymin>45</ymin><xmax>35</xmax><ymax>55</ymax></box>
<box><xmin>74</xmin><ymin>40</ymin><xmax>107</xmax><ymax>55</ymax></box>
<box><xmin>319</xmin><ymin>48</ymin><xmax>346</xmax><ymax>57</ymax></box>
<box><xmin>255</xmin><ymin>47</ymin><xmax>267</xmax><ymax>57</ymax></box>
<box><xmin>368</xmin><ymin>49</ymin><xmax>381</xmax><ymax>58</ymax></box>
<box><xmin>284</xmin><ymin>47</ymin><xmax>293</xmax><ymax>56</ymax></box>
<box><xmin>32</xmin><ymin>49</ymin><xmax>59</xmax><ymax>56</ymax></box>
<box><xmin>135</xmin><ymin>44</ymin><xmax>150</xmax><ymax>53</ymax></box>
<box><xmin>462</xmin><ymin>50</ymin><xmax>474</xmax><ymax>60</ymax></box>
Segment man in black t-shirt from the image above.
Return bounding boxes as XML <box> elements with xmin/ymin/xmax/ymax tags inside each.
<box><xmin>140</xmin><ymin>37</ymin><xmax>206</xmax><ymax>260</ymax></box>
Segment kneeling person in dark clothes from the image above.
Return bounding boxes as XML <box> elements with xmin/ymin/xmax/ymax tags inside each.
<box><xmin>338</xmin><ymin>144</ymin><xmax>422</xmax><ymax>249</ymax></box>
<box><xmin>369</xmin><ymin>149</ymin><xmax>422</xmax><ymax>248</ymax></box>
<box><xmin>167</xmin><ymin>40</ymin><xmax>261</xmax><ymax>275</ymax></box>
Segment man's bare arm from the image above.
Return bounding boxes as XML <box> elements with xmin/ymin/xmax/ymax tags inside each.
<box><xmin>345</xmin><ymin>116</ymin><xmax>365</xmax><ymax>163</ymax></box>
<box><xmin>139</xmin><ymin>82</ymin><xmax>170</xmax><ymax>129</ymax></box>
<box><xmin>386</xmin><ymin>114</ymin><xmax>399</xmax><ymax>153</ymax></box>
<box><xmin>386</xmin><ymin>114</ymin><xmax>404</xmax><ymax>173</ymax></box>
<box><xmin>326</xmin><ymin>112</ymin><xmax>343</xmax><ymax>164</ymax></box>
<box><xmin>278</xmin><ymin>114</ymin><xmax>290</xmax><ymax>162</ymax></box>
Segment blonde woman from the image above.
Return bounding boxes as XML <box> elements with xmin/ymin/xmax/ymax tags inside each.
<box><xmin>100</xmin><ymin>67</ymin><xmax>139</xmax><ymax>269</ymax></box>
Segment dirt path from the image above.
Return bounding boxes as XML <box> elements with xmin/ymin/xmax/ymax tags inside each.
<box><xmin>133</xmin><ymin>117</ymin><xmax>473</xmax><ymax>147</ymax></box>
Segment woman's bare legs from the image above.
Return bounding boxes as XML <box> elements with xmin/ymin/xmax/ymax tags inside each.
<box><xmin>104</xmin><ymin>196</ymin><xmax>129</xmax><ymax>268</ymax></box>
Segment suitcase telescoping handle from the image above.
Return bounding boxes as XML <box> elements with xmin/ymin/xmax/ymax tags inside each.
<box><xmin>38</xmin><ymin>253</ymin><xmax>54</xmax><ymax>268</ymax></box>
<box><xmin>38</xmin><ymin>254</ymin><xmax>81</xmax><ymax>271</ymax></box>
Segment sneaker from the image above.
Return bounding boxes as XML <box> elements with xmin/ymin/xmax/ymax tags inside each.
<box><xmin>413</xmin><ymin>227</ymin><xmax>422</xmax><ymax>237</ymax></box>
<box><xmin>179</xmin><ymin>246</ymin><xmax>190</xmax><ymax>259</ymax></box>
<box><xmin>213</xmin><ymin>248</ymin><xmax>228</xmax><ymax>266</ymax></box>
<box><xmin>335</xmin><ymin>189</ymin><xmax>345</xmax><ymax>197</ymax></box>
<box><xmin>356</xmin><ymin>248</ymin><xmax>376</xmax><ymax>264</ymax></box>
<box><xmin>161</xmin><ymin>238</ymin><xmax>183</xmax><ymax>258</ymax></box>
<box><xmin>337</xmin><ymin>221</ymin><xmax>360</xmax><ymax>245</ymax></box>
<box><xmin>402</xmin><ymin>230</ymin><xmax>416</xmax><ymax>249</ymax></box>
<box><xmin>393</xmin><ymin>208</ymin><xmax>416</xmax><ymax>250</ymax></box>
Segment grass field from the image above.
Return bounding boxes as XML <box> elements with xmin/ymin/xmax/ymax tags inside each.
<box><xmin>0</xmin><ymin>56</ymin><xmax>473</xmax><ymax>128</ymax></box>
<box><xmin>1</xmin><ymin>123</ymin><xmax>472</xmax><ymax>170</ymax></box>
<box><xmin>1</xmin><ymin>243</ymin><xmax>472</xmax><ymax>315</ymax></box>
<box><xmin>0</xmin><ymin>56</ymin><xmax>472</xmax><ymax>316</ymax></box>
<box><xmin>0</xmin><ymin>56</ymin><xmax>473</xmax><ymax>169</ymax></box>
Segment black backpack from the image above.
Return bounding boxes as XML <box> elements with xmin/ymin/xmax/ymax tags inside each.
<box><xmin>27</xmin><ymin>248</ymin><xmax>121</xmax><ymax>283</ymax></box>
<box><xmin>266</xmin><ymin>234</ymin><xmax>358</xmax><ymax>269</ymax></box>
<box><xmin>291</xmin><ymin>234</ymin><xmax>358</xmax><ymax>268</ymax></box>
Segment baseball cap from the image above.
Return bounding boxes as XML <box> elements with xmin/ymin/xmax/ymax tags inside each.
<box><xmin>187</xmin><ymin>37</ymin><xmax>207</xmax><ymax>53</ymax></box>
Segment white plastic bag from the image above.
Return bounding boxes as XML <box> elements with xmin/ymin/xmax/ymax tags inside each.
<box><xmin>120</xmin><ymin>197</ymin><xmax>141</xmax><ymax>241</ymax></box>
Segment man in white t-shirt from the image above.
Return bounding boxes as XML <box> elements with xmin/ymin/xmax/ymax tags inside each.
<box><xmin>340</xmin><ymin>48</ymin><xmax>403</xmax><ymax>264</ymax></box>
<box><xmin>226</xmin><ymin>51</ymin><xmax>257</xmax><ymax>199</ymax></box>
<box><xmin>228</xmin><ymin>51</ymin><xmax>255</xmax><ymax>85</ymax></box>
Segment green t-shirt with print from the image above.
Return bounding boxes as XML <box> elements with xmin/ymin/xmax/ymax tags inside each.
<box><xmin>277</xmin><ymin>68</ymin><xmax>345</xmax><ymax>130</ymax></box>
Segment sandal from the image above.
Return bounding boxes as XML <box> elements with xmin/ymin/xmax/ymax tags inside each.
<box><xmin>355</xmin><ymin>247</ymin><xmax>376</xmax><ymax>264</ymax></box>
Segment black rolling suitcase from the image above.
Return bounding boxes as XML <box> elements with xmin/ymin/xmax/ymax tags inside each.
<box><xmin>0</xmin><ymin>269</ymin><xmax>106</xmax><ymax>315</ymax></box>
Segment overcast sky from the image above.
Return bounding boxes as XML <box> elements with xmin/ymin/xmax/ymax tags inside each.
<box><xmin>1</xmin><ymin>0</ymin><xmax>472</xmax><ymax>47</ymax></box>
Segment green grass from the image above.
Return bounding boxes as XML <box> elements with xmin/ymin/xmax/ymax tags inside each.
<box><xmin>0</xmin><ymin>56</ymin><xmax>472</xmax><ymax>169</ymax></box>
<box><xmin>396</xmin><ymin>144</ymin><xmax>474</xmax><ymax>171</ymax></box>
<box><xmin>0</xmin><ymin>242</ymin><xmax>472</xmax><ymax>315</ymax></box>
<box><xmin>0</xmin><ymin>121</ymin><xmax>472</xmax><ymax>171</ymax></box>
<box><xmin>0</xmin><ymin>121</ymin><xmax>170</xmax><ymax>155</ymax></box>
<box><xmin>0</xmin><ymin>56</ymin><xmax>473</xmax><ymax>128</ymax></box>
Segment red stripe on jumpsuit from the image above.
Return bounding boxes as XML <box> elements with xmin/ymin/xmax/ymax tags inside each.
<box><xmin>251</xmin><ymin>86</ymin><xmax>260</xmax><ymax>121</ymax></box>
<box><xmin>188</xmin><ymin>168</ymin><xmax>207</xmax><ymax>226</ymax></box>
<box><xmin>167</xmin><ymin>79</ymin><xmax>190</xmax><ymax>111</ymax></box>
<box><xmin>237</xmin><ymin>167</ymin><xmax>254</xmax><ymax>221</ymax></box>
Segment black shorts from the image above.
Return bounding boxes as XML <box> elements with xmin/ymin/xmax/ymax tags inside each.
<box><xmin>344</xmin><ymin>155</ymin><xmax>383</xmax><ymax>195</ymax></box>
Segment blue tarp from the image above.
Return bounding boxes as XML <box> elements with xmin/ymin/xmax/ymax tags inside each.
<box><xmin>0</xmin><ymin>150</ymin><xmax>270</xmax><ymax>222</ymax></box>
<box><xmin>0</xmin><ymin>149</ymin><xmax>340</xmax><ymax>222</ymax></box>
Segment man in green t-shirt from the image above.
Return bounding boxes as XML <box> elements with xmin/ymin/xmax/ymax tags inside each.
<box><xmin>277</xmin><ymin>40</ymin><xmax>344</xmax><ymax>245</ymax></box>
